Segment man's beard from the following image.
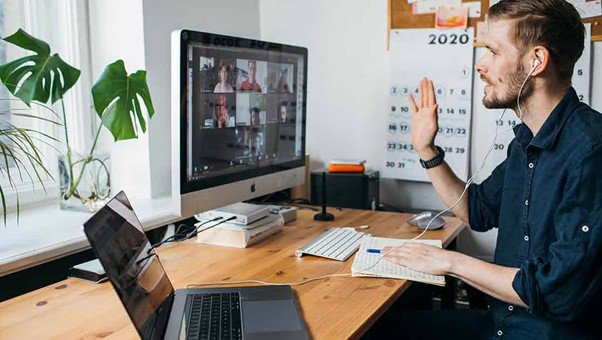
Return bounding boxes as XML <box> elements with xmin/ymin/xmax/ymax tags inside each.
<box><xmin>482</xmin><ymin>64</ymin><xmax>533</xmax><ymax>110</ymax></box>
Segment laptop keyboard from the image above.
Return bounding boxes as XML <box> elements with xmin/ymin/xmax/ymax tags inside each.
<box><xmin>185</xmin><ymin>292</ymin><xmax>242</xmax><ymax>340</ymax></box>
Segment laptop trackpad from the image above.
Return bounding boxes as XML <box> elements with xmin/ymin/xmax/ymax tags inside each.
<box><xmin>242</xmin><ymin>299</ymin><xmax>303</xmax><ymax>333</ymax></box>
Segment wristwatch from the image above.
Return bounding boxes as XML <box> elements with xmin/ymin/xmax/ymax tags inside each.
<box><xmin>419</xmin><ymin>146</ymin><xmax>445</xmax><ymax>169</ymax></box>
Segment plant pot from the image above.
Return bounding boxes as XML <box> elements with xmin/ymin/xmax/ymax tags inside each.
<box><xmin>58</xmin><ymin>152</ymin><xmax>111</xmax><ymax>212</ymax></box>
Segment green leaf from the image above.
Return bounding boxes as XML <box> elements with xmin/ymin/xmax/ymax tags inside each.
<box><xmin>91</xmin><ymin>60</ymin><xmax>155</xmax><ymax>141</ymax></box>
<box><xmin>0</xmin><ymin>29</ymin><xmax>81</xmax><ymax>106</ymax></box>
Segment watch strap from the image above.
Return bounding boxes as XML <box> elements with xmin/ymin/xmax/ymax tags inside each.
<box><xmin>420</xmin><ymin>146</ymin><xmax>445</xmax><ymax>169</ymax></box>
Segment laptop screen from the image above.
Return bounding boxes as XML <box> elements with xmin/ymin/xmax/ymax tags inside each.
<box><xmin>83</xmin><ymin>191</ymin><xmax>174</xmax><ymax>340</ymax></box>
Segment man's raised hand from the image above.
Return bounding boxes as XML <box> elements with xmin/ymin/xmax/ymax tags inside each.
<box><xmin>409</xmin><ymin>77</ymin><xmax>439</xmax><ymax>160</ymax></box>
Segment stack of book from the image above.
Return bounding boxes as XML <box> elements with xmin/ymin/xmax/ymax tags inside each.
<box><xmin>328</xmin><ymin>159</ymin><xmax>366</xmax><ymax>173</ymax></box>
<box><xmin>196</xmin><ymin>214</ymin><xmax>284</xmax><ymax>248</ymax></box>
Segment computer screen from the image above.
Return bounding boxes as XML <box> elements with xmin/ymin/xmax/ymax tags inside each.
<box><xmin>172</xmin><ymin>30</ymin><xmax>307</xmax><ymax>217</ymax></box>
<box><xmin>181</xmin><ymin>32</ymin><xmax>306</xmax><ymax>192</ymax></box>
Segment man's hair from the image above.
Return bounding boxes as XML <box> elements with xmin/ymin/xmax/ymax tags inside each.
<box><xmin>488</xmin><ymin>0</ymin><xmax>585</xmax><ymax>83</ymax></box>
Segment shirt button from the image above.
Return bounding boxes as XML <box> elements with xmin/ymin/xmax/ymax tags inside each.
<box><xmin>525</xmin><ymin>200</ymin><xmax>529</xmax><ymax>206</ymax></box>
<box><xmin>528</xmin><ymin>163</ymin><xmax>534</xmax><ymax>168</ymax></box>
<box><xmin>497</xmin><ymin>330</ymin><xmax>503</xmax><ymax>336</ymax></box>
<box><xmin>582</xmin><ymin>225</ymin><xmax>590</xmax><ymax>233</ymax></box>
<box><xmin>508</xmin><ymin>305</ymin><xmax>514</xmax><ymax>311</ymax></box>
<box><xmin>524</xmin><ymin>235</ymin><xmax>529</xmax><ymax>242</ymax></box>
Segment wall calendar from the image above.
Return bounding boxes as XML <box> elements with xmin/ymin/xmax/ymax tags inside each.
<box><xmin>384</xmin><ymin>28</ymin><xmax>474</xmax><ymax>182</ymax></box>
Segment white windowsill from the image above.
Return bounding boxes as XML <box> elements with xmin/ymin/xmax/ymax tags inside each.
<box><xmin>0</xmin><ymin>196</ymin><xmax>180</xmax><ymax>277</ymax></box>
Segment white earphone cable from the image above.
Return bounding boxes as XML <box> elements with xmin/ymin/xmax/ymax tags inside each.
<box><xmin>412</xmin><ymin>60</ymin><xmax>538</xmax><ymax>239</ymax></box>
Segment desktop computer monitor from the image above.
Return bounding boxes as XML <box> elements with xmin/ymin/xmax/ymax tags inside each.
<box><xmin>171</xmin><ymin>29</ymin><xmax>307</xmax><ymax>218</ymax></box>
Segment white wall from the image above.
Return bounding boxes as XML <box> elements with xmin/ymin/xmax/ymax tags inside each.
<box><xmin>89</xmin><ymin>0</ymin><xmax>261</xmax><ymax>199</ymax></box>
<box><xmin>88</xmin><ymin>0</ymin><xmax>151</xmax><ymax>197</ymax></box>
<box><xmin>259</xmin><ymin>0</ymin><xmax>390</xmax><ymax>180</ymax></box>
<box><xmin>260</xmin><ymin>0</ymin><xmax>602</xmax><ymax>259</ymax></box>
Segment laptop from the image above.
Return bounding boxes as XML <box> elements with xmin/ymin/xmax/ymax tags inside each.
<box><xmin>83</xmin><ymin>191</ymin><xmax>310</xmax><ymax>340</ymax></box>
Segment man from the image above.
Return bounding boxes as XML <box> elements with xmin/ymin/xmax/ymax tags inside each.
<box><xmin>250</xmin><ymin>107</ymin><xmax>260</xmax><ymax>125</ymax></box>
<box><xmin>215</xmin><ymin>94</ymin><xmax>230</xmax><ymax>128</ymax></box>
<box><xmin>240</xmin><ymin>60</ymin><xmax>262</xmax><ymax>92</ymax></box>
<box><xmin>383</xmin><ymin>0</ymin><xmax>602</xmax><ymax>338</ymax></box>
<box><xmin>279</xmin><ymin>102</ymin><xmax>288</xmax><ymax>124</ymax></box>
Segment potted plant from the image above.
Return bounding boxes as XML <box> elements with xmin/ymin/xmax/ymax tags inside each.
<box><xmin>0</xmin><ymin>28</ymin><xmax>154</xmax><ymax>213</ymax></box>
<box><xmin>0</xmin><ymin>108</ymin><xmax>57</xmax><ymax>222</ymax></box>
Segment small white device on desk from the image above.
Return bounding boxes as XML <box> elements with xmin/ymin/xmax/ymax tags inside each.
<box><xmin>295</xmin><ymin>227</ymin><xmax>370</xmax><ymax>261</ymax></box>
<box><xmin>196</xmin><ymin>202</ymin><xmax>270</xmax><ymax>225</ymax></box>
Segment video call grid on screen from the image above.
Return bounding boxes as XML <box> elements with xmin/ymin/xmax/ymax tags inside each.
<box><xmin>186</xmin><ymin>42</ymin><xmax>304</xmax><ymax>182</ymax></box>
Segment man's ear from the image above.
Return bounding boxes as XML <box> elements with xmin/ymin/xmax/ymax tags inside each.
<box><xmin>530</xmin><ymin>46</ymin><xmax>551</xmax><ymax>77</ymax></box>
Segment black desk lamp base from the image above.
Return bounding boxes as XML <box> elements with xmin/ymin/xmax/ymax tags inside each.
<box><xmin>314</xmin><ymin>211</ymin><xmax>334</xmax><ymax>221</ymax></box>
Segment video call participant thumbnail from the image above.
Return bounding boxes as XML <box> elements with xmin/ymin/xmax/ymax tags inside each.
<box><xmin>266</xmin><ymin>94</ymin><xmax>295</xmax><ymax>124</ymax></box>
<box><xmin>213</xmin><ymin>60</ymin><xmax>235</xmax><ymax>93</ymax></box>
<box><xmin>237</xmin><ymin>126</ymin><xmax>265</xmax><ymax>159</ymax></box>
<box><xmin>236</xmin><ymin>93</ymin><xmax>266</xmax><ymax>126</ymax></box>
<box><xmin>199</xmin><ymin>94</ymin><xmax>236</xmax><ymax>128</ymax></box>
<box><xmin>264</xmin><ymin>123</ymin><xmax>296</xmax><ymax>162</ymax></box>
<box><xmin>238</xmin><ymin>60</ymin><xmax>265</xmax><ymax>92</ymax></box>
<box><xmin>190</xmin><ymin>128</ymin><xmax>239</xmax><ymax>175</ymax></box>
<box><xmin>267</xmin><ymin>63</ymin><xmax>294</xmax><ymax>93</ymax></box>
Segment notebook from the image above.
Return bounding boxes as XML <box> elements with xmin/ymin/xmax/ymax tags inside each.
<box><xmin>351</xmin><ymin>237</ymin><xmax>446</xmax><ymax>287</ymax></box>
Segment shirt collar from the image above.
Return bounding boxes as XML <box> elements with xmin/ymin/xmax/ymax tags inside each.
<box><xmin>513</xmin><ymin>87</ymin><xmax>579</xmax><ymax>151</ymax></box>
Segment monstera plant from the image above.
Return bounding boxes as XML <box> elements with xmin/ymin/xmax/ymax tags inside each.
<box><xmin>0</xmin><ymin>29</ymin><xmax>154</xmax><ymax>213</ymax></box>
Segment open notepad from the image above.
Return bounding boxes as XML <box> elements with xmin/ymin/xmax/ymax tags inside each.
<box><xmin>351</xmin><ymin>237</ymin><xmax>446</xmax><ymax>287</ymax></box>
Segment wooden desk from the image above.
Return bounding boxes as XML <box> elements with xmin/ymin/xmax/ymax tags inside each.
<box><xmin>0</xmin><ymin>209</ymin><xmax>465</xmax><ymax>339</ymax></box>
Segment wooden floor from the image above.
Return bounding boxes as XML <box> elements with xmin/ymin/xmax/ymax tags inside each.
<box><xmin>0</xmin><ymin>208</ymin><xmax>465</xmax><ymax>339</ymax></box>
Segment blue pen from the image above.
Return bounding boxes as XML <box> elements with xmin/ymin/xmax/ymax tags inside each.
<box><xmin>366</xmin><ymin>248</ymin><xmax>381</xmax><ymax>254</ymax></box>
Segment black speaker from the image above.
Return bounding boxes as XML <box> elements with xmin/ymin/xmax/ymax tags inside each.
<box><xmin>310</xmin><ymin>171</ymin><xmax>379</xmax><ymax>210</ymax></box>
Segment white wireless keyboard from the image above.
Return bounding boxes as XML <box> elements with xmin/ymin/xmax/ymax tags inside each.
<box><xmin>295</xmin><ymin>227</ymin><xmax>370</xmax><ymax>261</ymax></box>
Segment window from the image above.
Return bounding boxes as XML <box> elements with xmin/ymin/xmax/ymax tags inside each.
<box><xmin>0</xmin><ymin>0</ymin><xmax>95</xmax><ymax>210</ymax></box>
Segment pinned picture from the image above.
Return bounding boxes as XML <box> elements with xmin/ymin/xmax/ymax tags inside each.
<box><xmin>435</xmin><ymin>6</ymin><xmax>469</xmax><ymax>29</ymax></box>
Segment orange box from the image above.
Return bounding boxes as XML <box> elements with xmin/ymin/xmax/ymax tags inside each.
<box><xmin>328</xmin><ymin>164</ymin><xmax>365</xmax><ymax>173</ymax></box>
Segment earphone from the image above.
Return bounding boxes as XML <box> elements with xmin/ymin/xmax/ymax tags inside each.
<box><xmin>515</xmin><ymin>59</ymin><xmax>541</xmax><ymax>120</ymax></box>
<box><xmin>532</xmin><ymin>59</ymin><xmax>541</xmax><ymax>68</ymax></box>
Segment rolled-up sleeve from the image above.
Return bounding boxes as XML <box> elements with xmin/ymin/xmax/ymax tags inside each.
<box><xmin>512</xmin><ymin>145</ymin><xmax>602</xmax><ymax>321</ymax></box>
<box><xmin>467</xmin><ymin>158</ymin><xmax>507</xmax><ymax>232</ymax></box>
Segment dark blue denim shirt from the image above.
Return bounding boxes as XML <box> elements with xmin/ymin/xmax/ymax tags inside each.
<box><xmin>468</xmin><ymin>87</ymin><xmax>602</xmax><ymax>339</ymax></box>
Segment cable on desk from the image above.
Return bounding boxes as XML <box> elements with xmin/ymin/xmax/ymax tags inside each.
<box><xmin>151</xmin><ymin>217</ymin><xmax>226</xmax><ymax>249</ymax></box>
<box><xmin>187</xmin><ymin>273</ymin><xmax>353</xmax><ymax>288</ymax></box>
<box><xmin>195</xmin><ymin>216</ymin><xmax>237</xmax><ymax>234</ymax></box>
<box><xmin>187</xmin><ymin>246</ymin><xmax>400</xmax><ymax>288</ymax></box>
